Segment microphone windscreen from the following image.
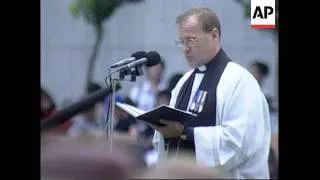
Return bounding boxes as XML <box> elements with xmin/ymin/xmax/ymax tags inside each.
<box><xmin>145</xmin><ymin>51</ymin><xmax>161</xmax><ymax>67</ymax></box>
<box><xmin>131</xmin><ymin>51</ymin><xmax>146</xmax><ymax>59</ymax></box>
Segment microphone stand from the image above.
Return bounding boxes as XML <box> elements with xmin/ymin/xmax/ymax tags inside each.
<box><xmin>104</xmin><ymin>65</ymin><xmax>142</xmax><ymax>152</ymax></box>
<box><xmin>104</xmin><ymin>68</ymin><xmax>118</xmax><ymax>152</ymax></box>
<box><xmin>106</xmin><ymin>78</ymin><xmax>119</xmax><ymax>152</ymax></box>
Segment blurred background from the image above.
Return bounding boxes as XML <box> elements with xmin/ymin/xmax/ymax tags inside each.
<box><xmin>41</xmin><ymin>0</ymin><xmax>277</xmax><ymax>105</ymax></box>
<box><xmin>41</xmin><ymin>0</ymin><xmax>278</xmax><ymax>179</ymax></box>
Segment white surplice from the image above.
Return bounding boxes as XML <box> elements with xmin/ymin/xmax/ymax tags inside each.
<box><xmin>153</xmin><ymin>62</ymin><xmax>271</xmax><ymax>179</ymax></box>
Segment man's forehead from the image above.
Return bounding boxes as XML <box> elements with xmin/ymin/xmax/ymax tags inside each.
<box><xmin>178</xmin><ymin>15</ymin><xmax>202</xmax><ymax>34</ymax></box>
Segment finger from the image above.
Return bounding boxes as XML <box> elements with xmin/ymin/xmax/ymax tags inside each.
<box><xmin>160</xmin><ymin>119</ymin><xmax>175</xmax><ymax>125</ymax></box>
<box><xmin>147</xmin><ymin>123</ymin><xmax>159</xmax><ymax>130</ymax></box>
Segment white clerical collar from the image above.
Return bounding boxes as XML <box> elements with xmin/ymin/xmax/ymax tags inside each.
<box><xmin>197</xmin><ymin>65</ymin><xmax>207</xmax><ymax>72</ymax></box>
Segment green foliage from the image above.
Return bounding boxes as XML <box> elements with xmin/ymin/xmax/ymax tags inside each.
<box><xmin>68</xmin><ymin>0</ymin><xmax>144</xmax><ymax>25</ymax></box>
<box><xmin>67</xmin><ymin>0</ymin><xmax>145</xmax><ymax>91</ymax></box>
<box><xmin>69</xmin><ymin>1</ymin><xmax>80</xmax><ymax>18</ymax></box>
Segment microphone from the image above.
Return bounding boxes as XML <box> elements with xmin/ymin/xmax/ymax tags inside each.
<box><xmin>119</xmin><ymin>51</ymin><xmax>161</xmax><ymax>81</ymax></box>
<box><xmin>41</xmin><ymin>84</ymin><xmax>121</xmax><ymax>132</ymax></box>
<box><xmin>110</xmin><ymin>51</ymin><xmax>146</xmax><ymax>68</ymax></box>
<box><xmin>124</xmin><ymin>51</ymin><xmax>161</xmax><ymax>69</ymax></box>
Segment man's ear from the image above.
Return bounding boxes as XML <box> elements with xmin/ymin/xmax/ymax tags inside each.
<box><xmin>211</xmin><ymin>28</ymin><xmax>219</xmax><ymax>40</ymax></box>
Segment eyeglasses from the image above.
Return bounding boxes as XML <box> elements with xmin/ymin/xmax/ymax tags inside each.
<box><xmin>175</xmin><ymin>37</ymin><xmax>200</xmax><ymax>48</ymax></box>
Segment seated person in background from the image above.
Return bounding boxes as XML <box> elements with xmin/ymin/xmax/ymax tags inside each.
<box><xmin>167</xmin><ymin>73</ymin><xmax>184</xmax><ymax>94</ymax></box>
<box><xmin>111</xmin><ymin>95</ymin><xmax>138</xmax><ymax>138</ymax></box>
<box><xmin>41</xmin><ymin>87</ymin><xmax>56</xmax><ymax>120</ymax></box>
<box><xmin>154</xmin><ymin>73</ymin><xmax>184</xmax><ymax>107</ymax></box>
<box><xmin>249</xmin><ymin>60</ymin><xmax>278</xmax><ymax>178</ymax></box>
<box><xmin>41</xmin><ymin>87</ymin><xmax>73</xmax><ymax>135</ymax></box>
<box><xmin>129</xmin><ymin>61</ymin><xmax>166</xmax><ymax>146</ymax></box>
<box><xmin>67</xmin><ymin>83</ymin><xmax>104</xmax><ymax>137</ymax></box>
<box><xmin>41</xmin><ymin>133</ymin><xmax>147</xmax><ymax>180</ymax></box>
<box><xmin>137</xmin><ymin>154</ymin><xmax>222</xmax><ymax>179</ymax></box>
<box><xmin>155</xmin><ymin>89</ymin><xmax>171</xmax><ymax>106</ymax></box>
<box><xmin>248</xmin><ymin>60</ymin><xmax>269</xmax><ymax>88</ymax></box>
<box><xmin>142</xmin><ymin>74</ymin><xmax>183</xmax><ymax>167</ymax></box>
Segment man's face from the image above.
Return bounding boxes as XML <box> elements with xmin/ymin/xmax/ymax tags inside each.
<box><xmin>157</xmin><ymin>94</ymin><xmax>170</xmax><ymax>106</ymax></box>
<box><xmin>41</xmin><ymin>94</ymin><xmax>52</xmax><ymax>111</ymax></box>
<box><xmin>177</xmin><ymin>16</ymin><xmax>218</xmax><ymax>68</ymax></box>
<box><xmin>249</xmin><ymin>65</ymin><xmax>262</xmax><ymax>82</ymax></box>
<box><xmin>147</xmin><ymin>63</ymin><xmax>163</xmax><ymax>81</ymax></box>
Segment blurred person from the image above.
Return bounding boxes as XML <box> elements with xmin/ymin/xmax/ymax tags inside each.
<box><xmin>67</xmin><ymin>82</ymin><xmax>105</xmax><ymax>137</ymax></box>
<box><xmin>142</xmin><ymin>89</ymin><xmax>171</xmax><ymax>168</ymax></box>
<box><xmin>156</xmin><ymin>89</ymin><xmax>171</xmax><ymax>106</ymax></box>
<box><xmin>104</xmin><ymin>94</ymin><xmax>139</xmax><ymax>139</ymax></box>
<box><xmin>60</xmin><ymin>97</ymin><xmax>73</xmax><ymax>108</ymax></box>
<box><xmin>129</xmin><ymin>61</ymin><xmax>166</xmax><ymax>153</ymax></box>
<box><xmin>155</xmin><ymin>73</ymin><xmax>184</xmax><ymax>107</ymax></box>
<box><xmin>249</xmin><ymin>60</ymin><xmax>278</xmax><ymax>178</ymax></box>
<box><xmin>41</xmin><ymin>133</ymin><xmax>147</xmax><ymax>180</ymax></box>
<box><xmin>249</xmin><ymin>60</ymin><xmax>278</xmax><ymax>134</ymax></box>
<box><xmin>249</xmin><ymin>60</ymin><xmax>269</xmax><ymax>87</ymax></box>
<box><xmin>248</xmin><ymin>60</ymin><xmax>275</xmax><ymax>106</ymax></box>
<box><xmin>102</xmin><ymin>93</ymin><xmax>161</xmax><ymax>167</ymax></box>
<box><xmin>167</xmin><ymin>72</ymin><xmax>184</xmax><ymax>93</ymax></box>
<box><xmin>41</xmin><ymin>87</ymin><xmax>56</xmax><ymax>120</ymax></box>
<box><xmin>129</xmin><ymin>60</ymin><xmax>166</xmax><ymax>110</ymax></box>
<box><xmin>137</xmin><ymin>153</ymin><xmax>222</xmax><ymax>179</ymax></box>
<box><xmin>145</xmin><ymin>74</ymin><xmax>182</xmax><ymax>167</ymax></box>
<box><xmin>41</xmin><ymin>87</ymin><xmax>73</xmax><ymax>135</ymax></box>
<box><xmin>151</xmin><ymin>6</ymin><xmax>271</xmax><ymax>179</ymax></box>
<box><xmin>269</xmin><ymin>109</ymin><xmax>279</xmax><ymax>179</ymax></box>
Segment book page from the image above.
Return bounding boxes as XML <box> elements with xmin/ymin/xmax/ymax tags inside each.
<box><xmin>116</xmin><ymin>102</ymin><xmax>146</xmax><ymax>117</ymax></box>
<box><xmin>156</xmin><ymin>105</ymin><xmax>197</xmax><ymax>116</ymax></box>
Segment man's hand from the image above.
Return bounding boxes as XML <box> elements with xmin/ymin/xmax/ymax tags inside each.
<box><xmin>148</xmin><ymin>120</ymin><xmax>184</xmax><ymax>138</ymax></box>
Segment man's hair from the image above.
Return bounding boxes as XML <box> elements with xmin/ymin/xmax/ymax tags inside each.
<box><xmin>251</xmin><ymin>61</ymin><xmax>269</xmax><ymax>77</ymax></box>
<box><xmin>41</xmin><ymin>86</ymin><xmax>56</xmax><ymax>113</ymax></box>
<box><xmin>41</xmin><ymin>134</ymin><xmax>147</xmax><ymax>180</ymax></box>
<box><xmin>176</xmin><ymin>6</ymin><xmax>221</xmax><ymax>37</ymax></box>
<box><xmin>41</xmin><ymin>87</ymin><xmax>56</xmax><ymax>106</ymax></box>
<box><xmin>157</xmin><ymin>89</ymin><xmax>171</xmax><ymax>98</ymax></box>
<box><xmin>147</xmin><ymin>58</ymin><xmax>166</xmax><ymax>72</ymax></box>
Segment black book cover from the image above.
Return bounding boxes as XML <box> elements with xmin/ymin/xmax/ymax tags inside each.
<box><xmin>116</xmin><ymin>102</ymin><xmax>197</xmax><ymax>126</ymax></box>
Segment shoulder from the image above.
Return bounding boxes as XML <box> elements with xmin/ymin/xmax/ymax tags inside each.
<box><xmin>224</xmin><ymin>62</ymin><xmax>253</xmax><ymax>79</ymax></box>
<box><xmin>218</xmin><ymin>62</ymin><xmax>263</xmax><ymax>101</ymax></box>
<box><xmin>221</xmin><ymin>62</ymin><xmax>260</xmax><ymax>89</ymax></box>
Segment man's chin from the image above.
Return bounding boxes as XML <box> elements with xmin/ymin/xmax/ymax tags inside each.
<box><xmin>187</xmin><ymin>61</ymin><xmax>198</xmax><ymax>68</ymax></box>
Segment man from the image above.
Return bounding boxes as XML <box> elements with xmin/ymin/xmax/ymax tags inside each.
<box><xmin>67</xmin><ymin>83</ymin><xmax>105</xmax><ymax>136</ymax></box>
<box><xmin>41</xmin><ymin>87</ymin><xmax>73</xmax><ymax>135</ymax></box>
<box><xmin>138</xmin><ymin>156</ymin><xmax>222</xmax><ymax>179</ymax></box>
<box><xmin>41</xmin><ymin>133</ymin><xmax>146</xmax><ymax>180</ymax></box>
<box><xmin>249</xmin><ymin>61</ymin><xmax>269</xmax><ymax>87</ymax></box>
<box><xmin>249</xmin><ymin>60</ymin><xmax>278</xmax><ymax>178</ymax></box>
<box><xmin>150</xmin><ymin>6</ymin><xmax>271</xmax><ymax>179</ymax></box>
<box><xmin>129</xmin><ymin>61</ymin><xmax>166</xmax><ymax>161</ymax></box>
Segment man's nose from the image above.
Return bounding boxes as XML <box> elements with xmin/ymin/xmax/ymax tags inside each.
<box><xmin>183</xmin><ymin>45</ymin><xmax>191</xmax><ymax>54</ymax></box>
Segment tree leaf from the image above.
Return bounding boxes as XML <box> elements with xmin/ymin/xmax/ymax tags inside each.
<box><xmin>69</xmin><ymin>0</ymin><xmax>80</xmax><ymax>18</ymax></box>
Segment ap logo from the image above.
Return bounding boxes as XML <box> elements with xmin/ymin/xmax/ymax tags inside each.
<box><xmin>251</xmin><ymin>0</ymin><xmax>276</xmax><ymax>28</ymax></box>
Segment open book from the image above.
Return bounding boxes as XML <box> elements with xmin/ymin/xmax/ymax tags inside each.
<box><xmin>116</xmin><ymin>102</ymin><xmax>197</xmax><ymax>126</ymax></box>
